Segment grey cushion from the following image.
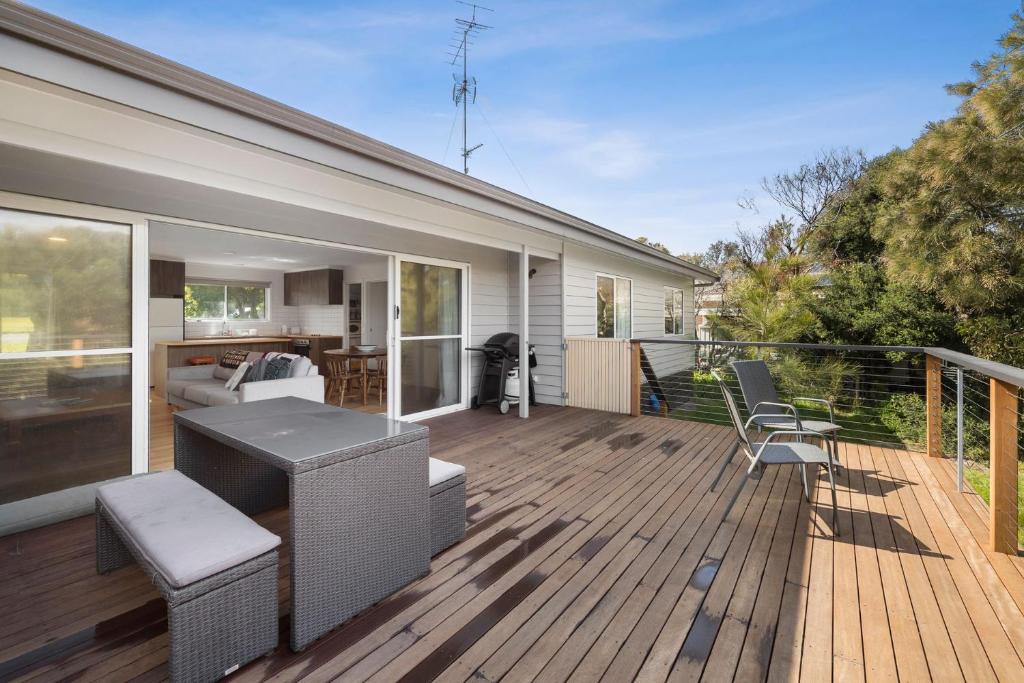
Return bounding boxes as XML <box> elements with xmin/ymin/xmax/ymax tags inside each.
<box><xmin>429</xmin><ymin>458</ymin><xmax>466</xmax><ymax>487</ymax></box>
<box><xmin>753</xmin><ymin>441</ymin><xmax>832</xmax><ymax>465</ymax></box>
<box><xmin>263</xmin><ymin>357</ymin><xmax>292</xmax><ymax>380</ymax></box>
<box><xmin>183</xmin><ymin>382</ymin><xmax>241</xmax><ymax>407</ymax></box>
<box><xmin>166</xmin><ymin>378</ymin><xmax>196</xmax><ymax>398</ymax></box>
<box><xmin>97</xmin><ymin>470</ymin><xmax>280</xmax><ymax>587</ymax></box>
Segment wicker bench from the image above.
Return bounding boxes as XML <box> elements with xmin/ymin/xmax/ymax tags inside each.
<box><xmin>429</xmin><ymin>458</ymin><xmax>466</xmax><ymax>556</ymax></box>
<box><xmin>96</xmin><ymin>470</ymin><xmax>281</xmax><ymax>682</ymax></box>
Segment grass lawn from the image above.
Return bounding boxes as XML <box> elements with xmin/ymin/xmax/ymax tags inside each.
<box><xmin>963</xmin><ymin>463</ymin><xmax>1024</xmax><ymax>547</ymax></box>
<box><xmin>659</xmin><ymin>377</ymin><xmax>904</xmax><ymax>447</ymax></box>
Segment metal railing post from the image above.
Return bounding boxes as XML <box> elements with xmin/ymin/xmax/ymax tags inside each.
<box><xmin>956</xmin><ymin>367</ymin><xmax>964</xmax><ymax>492</ymax></box>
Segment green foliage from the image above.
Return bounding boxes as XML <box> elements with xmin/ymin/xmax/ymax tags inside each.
<box><xmin>872</xmin><ymin>11</ymin><xmax>1024</xmax><ymax>363</ymax></box>
<box><xmin>879</xmin><ymin>392</ymin><xmax>989</xmax><ymax>461</ymax></box>
<box><xmin>770</xmin><ymin>354</ymin><xmax>854</xmax><ymax>405</ymax></box>
<box><xmin>713</xmin><ymin>218</ymin><xmax>820</xmax><ymax>343</ymax></box>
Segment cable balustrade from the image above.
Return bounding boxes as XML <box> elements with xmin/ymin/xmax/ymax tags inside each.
<box><xmin>619</xmin><ymin>338</ymin><xmax>1024</xmax><ymax>553</ymax></box>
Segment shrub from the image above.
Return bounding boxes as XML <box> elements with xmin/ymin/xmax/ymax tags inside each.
<box><xmin>879</xmin><ymin>392</ymin><xmax>989</xmax><ymax>462</ymax></box>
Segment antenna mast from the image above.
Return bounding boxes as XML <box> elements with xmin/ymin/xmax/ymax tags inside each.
<box><xmin>448</xmin><ymin>1</ymin><xmax>492</xmax><ymax>174</ymax></box>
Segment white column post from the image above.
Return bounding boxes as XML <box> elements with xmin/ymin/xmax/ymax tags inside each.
<box><xmin>519</xmin><ymin>245</ymin><xmax>529</xmax><ymax>418</ymax></box>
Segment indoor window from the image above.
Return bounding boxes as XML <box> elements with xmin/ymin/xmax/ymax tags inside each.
<box><xmin>596</xmin><ymin>274</ymin><xmax>632</xmax><ymax>338</ymax></box>
<box><xmin>664</xmin><ymin>287</ymin><xmax>684</xmax><ymax>334</ymax></box>
<box><xmin>184</xmin><ymin>280</ymin><xmax>269</xmax><ymax>321</ymax></box>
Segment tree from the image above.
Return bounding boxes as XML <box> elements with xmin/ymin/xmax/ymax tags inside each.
<box><xmin>712</xmin><ymin>217</ymin><xmax>820</xmax><ymax>343</ymax></box>
<box><xmin>762</xmin><ymin>147</ymin><xmax>867</xmax><ymax>231</ymax></box>
<box><xmin>875</xmin><ymin>10</ymin><xmax>1024</xmax><ymax>363</ymax></box>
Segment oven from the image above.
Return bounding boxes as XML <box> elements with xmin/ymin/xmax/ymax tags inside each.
<box><xmin>292</xmin><ymin>338</ymin><xmax>311</xmax><ymax>357</ymax></box>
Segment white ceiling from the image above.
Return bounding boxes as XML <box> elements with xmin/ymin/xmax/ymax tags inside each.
<box><xmin>149</xmin><ymin>221</ymin><xmax>387</xmax><ymax>270</ymax></box>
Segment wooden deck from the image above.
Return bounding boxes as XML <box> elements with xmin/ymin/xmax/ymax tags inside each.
<box><xmin>2</xmin><ymin>407</ymin><xmax>1024</xmax><ymax>681</ymax></box>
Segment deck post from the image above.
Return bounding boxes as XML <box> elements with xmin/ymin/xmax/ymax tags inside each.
<box><xmin>630</xmin><ymin>340</ymin><xmax>641</xmax><ymax>417</ymax></box>
<box><xmin>519</xmin><ymin>245</ymin><xmax>529</xmax><ymax>418</ymax></box>
<box><xmin>925</xmin><ymin>354</ymin><xmax>942</xmax><ymax>457</ymax></box>
<box><xmin>989</xmin><ymin>378</ymin><xmax>1019</xmax><ymax>554</ymax></box>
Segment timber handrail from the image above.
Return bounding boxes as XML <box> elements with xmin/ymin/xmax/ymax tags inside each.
<box><xmin>625</xmin><ymin>337</ymin><xmax>1022</xmax><ymax>554</ymax></box>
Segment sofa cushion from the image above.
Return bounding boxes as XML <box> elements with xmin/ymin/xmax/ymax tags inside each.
<box><xmin>223</xmin><ymin>361</ymin><xmax>250</xmax><ymax>391</ymax></box>
<box><xmin>429</xmin><ymin>458</ymin><xmax>466</xmax><ymax>488</ymax></box>
<box><xmin>213</xmin><ymin>349</ymin><xmax>249</xmax><ymax>380</ymax></box>
<box><xmin>263</xmin><ymin>356</ymin><xmax>293</xmax><ymax>380</ymax></box>
<box><xmin>97</xmin><ymin>470</ymin><xmax>281</xmax><ymax>587</ymax></box>
<box><xmin>183</xmin><ymin>382</ymin><xmax>241</xmax><ymax>407</ymax></box>
<box><xmin>169</xmin><ymin>377</ymin><xmax>220</xmax><ymax>399</ymax></box>
<box><xmin>288</xmin><ymin>356</ymin><xmax>313</xmax><ymax>378</ymax></box>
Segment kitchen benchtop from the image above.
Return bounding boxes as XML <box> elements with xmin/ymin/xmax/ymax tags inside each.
<box><xmin>156</xmin><ymin>337</ymin><xmax>291</xmax><ymax>347</ymax></box>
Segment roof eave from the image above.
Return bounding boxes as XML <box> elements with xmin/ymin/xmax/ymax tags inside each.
<box><xmin>0</xmin><ymin>1</ymin><xmax>715</xmax><ymax>279</ymax></box>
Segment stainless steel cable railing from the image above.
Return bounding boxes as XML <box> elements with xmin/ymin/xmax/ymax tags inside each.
<box><xmin>622</xmin><ymin>338</ymin><xmax>1024</xmax><ymax>552</ymax></box>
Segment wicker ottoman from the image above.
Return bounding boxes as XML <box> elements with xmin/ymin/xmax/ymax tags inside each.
<box><xmin>429</xmin><ymin>458</ymin><xmax>466</xmax><ymax>556</ymax></box>
<box><xmin>96</xmin><ymin>471</ymin><xmax>280</xmax><ymax>682</ymax></box>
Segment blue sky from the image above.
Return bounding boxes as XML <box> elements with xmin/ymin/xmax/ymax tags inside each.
<box><xmin>29</xmin><ymin>0</ymin><xmax>1019</xmax><ymax>253</ymax></box>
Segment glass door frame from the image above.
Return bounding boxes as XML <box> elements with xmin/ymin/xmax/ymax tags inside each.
<box><xmin>0</xmin><ymin>193</ymin><xmax>150</xmax><ymax>483</ymax></box>
<box><xmin>388</xmin><ymin>253</ymin><xmax>471</xmax><ymax>421</ymax></box>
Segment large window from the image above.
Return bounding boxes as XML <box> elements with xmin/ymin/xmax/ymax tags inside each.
<box><xmin>596</xmin><ymin>274</ymin><xmax>632</xmax><ymax>339</ymax></box>
<box><xmin>0</xmin><ymin>208</ymin><xmax>133</xmax><ymax>504</ymax></box>
<box><xmin>184</xmin><ymin>280</ymin><xmax>269</xmax><ymax>321</ymax></box>
<box><xmin>665</xmin><ymin>287</ymin><xmax>684</xmax><ymax>334</ymax></box>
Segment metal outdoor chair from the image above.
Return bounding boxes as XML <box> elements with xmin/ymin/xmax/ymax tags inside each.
<box><xmin>711</xmin><ymin>370</ymin><xmax>840</xmax><ymax>535</ymax></box>
<box><xmin>731</xmin><ymin>359</ymin><xmax>843</xmax><ymax>471</ymax></box>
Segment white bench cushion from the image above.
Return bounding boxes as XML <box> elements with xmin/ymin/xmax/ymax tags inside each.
<box><xmin>97</xmin><ymin>470</ymin><xmax>280</xmax><ymax>588</ymax></box>
<box><xmin>428</xmin><ymin>458</ymin><xmax>466</xmax><ymax>488</ymax></box>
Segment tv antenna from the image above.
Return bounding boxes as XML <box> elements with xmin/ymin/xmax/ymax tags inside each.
<box><xmin>447</xmin><ymin>1</ymin><xmax>492</xmax><ymax>174</ymax></box>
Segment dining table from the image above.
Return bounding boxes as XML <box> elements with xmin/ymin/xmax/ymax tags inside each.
<box><xmin>173</xmin><ymin>397</ymin><xmax>430</xmax><ymax>651</ymax></box>
<box><xmin>323</xmin><ymin>347</ymin><xmax>387</xmax><ymax>405</ymax></box>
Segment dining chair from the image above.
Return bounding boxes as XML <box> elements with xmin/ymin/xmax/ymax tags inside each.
<box><xmin>366</xmin><ymin>357</ymin><xmax>387</xmax><ymax>405</ymax></box>
<box><xmin>325</xmin><ymin>357</ymin><xmax>362</xmax><ymax>407</ymax></box>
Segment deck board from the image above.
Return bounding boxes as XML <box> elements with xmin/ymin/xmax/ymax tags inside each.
<box><xmin>1</xmin><ymin>407</ymin><xmax>1023</xmax><ymax>682</ymax></box>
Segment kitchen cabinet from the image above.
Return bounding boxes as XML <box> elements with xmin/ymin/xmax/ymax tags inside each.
<box><xmin>296</xmin><ymin>336</ymin><xmax>345</xmax><ymax>375</ymax></box>
<box><xmin>150</xmin><ymin>259</ymin><xmax>185</xmax><ymax>298</ymax></box>
<box><xmin>284</xmin><ymin>268</ymin><xmax>344</xmax><ymax>306</ymax></box>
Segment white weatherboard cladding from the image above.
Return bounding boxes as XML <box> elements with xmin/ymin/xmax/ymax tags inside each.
<box><xmin>508</xmin><ymin>254</ymin><xmax>564</xmax><ymax>406</ymax></box>
<box><xmin>563</xmin><ymin>242</ymin><xmax>696</xmax><ymax>382</ymax></box>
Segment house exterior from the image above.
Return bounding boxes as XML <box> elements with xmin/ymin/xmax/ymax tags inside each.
<box><xmin>0</xmin><ymin>2</ymin><xmax>716</xmax><ymax>533</ymax></box>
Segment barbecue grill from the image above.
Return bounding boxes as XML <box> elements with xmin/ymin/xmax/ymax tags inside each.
<box><xmin>466</xmin><ymin>332</ymin><xmax>536</xmax><ymax>414</ymax></box>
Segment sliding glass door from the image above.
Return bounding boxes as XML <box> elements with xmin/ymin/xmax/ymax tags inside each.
<box><xmin>0</xmin><ymin>207</ymin><xmax>139</xmax><ymax>507</ymax></box>
<box><xmin>394</xmin><ymin>257</ymin><xmax>468</xmax><ymax>419</ymax></box>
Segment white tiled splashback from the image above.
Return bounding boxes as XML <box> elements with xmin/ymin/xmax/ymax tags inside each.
<box><xmin>297</xmin><ymin>305</ymin><xmax>345</xmax><ymax>335</ymax></box>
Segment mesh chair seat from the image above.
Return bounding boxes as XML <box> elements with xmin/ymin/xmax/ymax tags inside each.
<box><xmin>750</xmin><ymin>416</ymin><xmax>840</xmax><ymax>434</ymax></box>
<box><xmin>753</xmin><ymin>441</ymin><xmax>833</xmax><ymax>465</ymax></box>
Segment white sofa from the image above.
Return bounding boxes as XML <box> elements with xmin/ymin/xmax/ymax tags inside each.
<box><xmin>166</xmin><ymin>353</ymin><xmax>324</xmax><ymax>409</ymax></box>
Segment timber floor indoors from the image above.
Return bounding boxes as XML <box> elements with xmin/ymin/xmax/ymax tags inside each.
<box><xmin>3</xmin><ymin>407</ymin><xmax>1024</xmax><ymax>681</ymax></box>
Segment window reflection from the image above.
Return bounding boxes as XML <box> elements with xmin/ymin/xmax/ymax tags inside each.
<box><xmin>0</xmin><ymin>209</ymin><xmax>131</xmax><ymax>352</ymax></box>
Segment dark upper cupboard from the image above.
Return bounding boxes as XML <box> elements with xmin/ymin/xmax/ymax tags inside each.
<box><xmin>150</xmin><ymin>259</ymin><xmax>185</xmax><ymax>298</ymax></box>
<box><xmin>284</xmin><ymin>268</ymin><xmax>344</xmax><ymax>306</ymax></box>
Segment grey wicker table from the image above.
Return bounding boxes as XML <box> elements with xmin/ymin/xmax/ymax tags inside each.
<box><xmin>172</xmin><ymin>397</ymin><xmax>430</xmax><ymax>651</ymax></box>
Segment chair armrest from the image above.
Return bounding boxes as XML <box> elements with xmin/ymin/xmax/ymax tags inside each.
<box><xmin>745</xmin><ymin>413</ymin><xmax>803</xmax><ymax>430</ymax></box>
<box><xmin>752</xmin><ymin>401</ymin><xmax>799</xmax><ymax>416</ymax></box>
<box><xmin>239</xmin><ymin>375</ymin><xmax>325</xmax><ymax>403</ymax></box>
<box><xmin>794</xmin><ymin>396</ymin><xmax>836</xmax><ymax>424</ymax></box>
<box><xmin>167</xmin><ymin>365</ymin><xmax>216</xmax><ymax>380</ymax></box>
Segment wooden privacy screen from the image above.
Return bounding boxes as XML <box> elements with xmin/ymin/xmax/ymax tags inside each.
<box><xmin>565</xmin><ymin>337</ymin><xmax>632</xmax><ymax>414</ymax></box>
